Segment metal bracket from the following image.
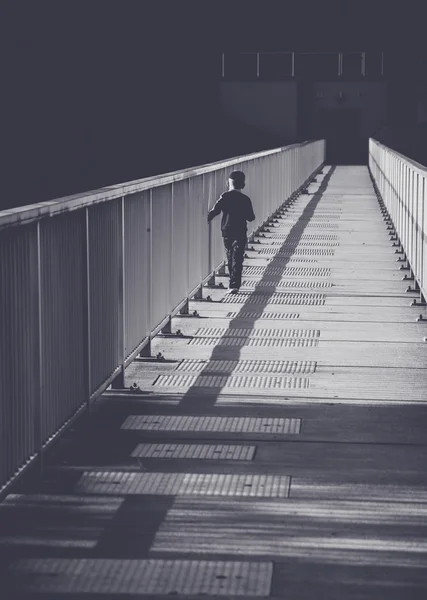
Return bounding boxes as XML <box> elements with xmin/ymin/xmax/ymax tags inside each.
<box><xmin>129</xmin><ymin>383</ymin><xmax>143</xmax><ymax>394</ymax></box>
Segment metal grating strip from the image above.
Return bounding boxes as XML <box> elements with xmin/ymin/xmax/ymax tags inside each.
<box><xmin>132</xmin><ymin>443</ymin><xmax>256</xmax><ymax>460</ymax></box>
<box><xmin>8</xmin><ymin>559</ymin><xmax>273</xmax><ymax>596</ymax></box>
<box><xmin>122</xmin><ymin>415</ymin><xmax>301</xmax><ymax>434</ymax></box>
<box><xmin>257</xmin><ymin>240</ymin><xmax>338</xmax><ymax>247</ymax></box>
<box><xmin>195</xmin><ymin>327</ymin><xmax>320</xmax><ymax>338</ymax></box>
<box><xmin>264</xmin><ymin>257</ymin><xmax>319</xmax><ymax>263</ymax></box>
<box><xmin>154</xmin><ymin>374</ymin><xmax>310</xmax><ymax>388</ymax></box>
<box><xmin>264</xmin><ymin>234</ymin><xmax>339</xmax><ymax>240</ymax></box>
<box><xmin>277</xmin><ymin>218</ymin><xmax>341</xmax><ymax>223</ymax></box>
<box><xmin>276</xmin><ymin>214</ymin><xmax>342</xmax><ymax>219</ymax></box>
<box><xmin>74</xmin><ymin>472</ymin><xmax>291</xmax><ymax>498</ymax></box>
<box><xmin>176</xmin><ymin>359</ymin><xmax>317</xmax><ymax>374</ymax></box>
<box><xmin>188</xmin><ymin>337</ymin><xmax>319</xmax><ymax>347</ymax></box>
<box><xmin>243</xmin><ymin>266</ymin><xmax>331</xmax><ymax>276</ymax></box>
<box><xmin>225</xmin><ymin>311</ymin><xmax>299</xmax><ymax>319</ymax></box>
<box><xmin>257</xmin><ymin>248</ymin><xmax>335</xmax><ymax>255</ymax></box>
<box><xmin>221</xmin><ymin>292</ymin><xmax>326</xmax><ymax>305</ymax></box>
<box><xmin>240</xmin><ymin>280</ymin><xmax>333</xmax><ymax>289</ymax></box>
<box><xmin>274</xmin><ymin>223</ymin><xmax>340</xmax><ymax>228</ymax></box>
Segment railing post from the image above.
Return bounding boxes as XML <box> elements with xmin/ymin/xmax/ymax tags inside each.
<box><xmin>111</xmin><ymin>196</ymin><xmax>126</xmax><ymax>388</ymax></box>
<box><xmin>34</xmin><ymin>221</ymin><xmax>44</xmax><ymax>482</ymax></box>
<box><xmin>140</xmin><ymin>190</ymin><xmax>153</xmax><ymax>358</ymax></box>
<box><xmin>82</xmin><ymin>207</ymin><xmax>92</xmax><ymax>407</ymax></box>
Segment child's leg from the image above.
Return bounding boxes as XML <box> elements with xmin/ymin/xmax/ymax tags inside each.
<box><xmin>223</xmin><ymin>237</ymin><xmax>234</xmax><ymax>285</ymax></box>
<box><xmin>231</xmin><ymin>236</ymin><xmax>246</xmax><ymax>289</ymax></box>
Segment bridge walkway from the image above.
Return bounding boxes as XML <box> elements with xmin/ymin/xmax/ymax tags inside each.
<box><xmin>1</xmin><ymin>165</ymin><xmax>427</xmax><ymax>599</ymax></box>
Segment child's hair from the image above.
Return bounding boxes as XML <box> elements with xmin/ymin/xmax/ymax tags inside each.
<box><xmin>229</xmin><ymin>170</ymin><xmax>245</xmax><ymax>189</ymax></box>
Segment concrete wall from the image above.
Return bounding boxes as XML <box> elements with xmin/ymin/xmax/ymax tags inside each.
<box><xmin>219</xmin><ymin>82</ymin><xmax>298</xmax><ymax>144</ymax></box>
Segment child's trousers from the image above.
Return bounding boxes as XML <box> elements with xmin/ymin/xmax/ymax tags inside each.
<box><xmin>223</xmin><ymin>235</ymin><xmax>246</xmax><ymax>289</ymax></box>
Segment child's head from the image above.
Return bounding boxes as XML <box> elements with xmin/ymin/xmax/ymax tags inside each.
<box><xmin>228</xmin><ymin>170</ymin><xmax>245</xmax><ymax>190</ymax></box>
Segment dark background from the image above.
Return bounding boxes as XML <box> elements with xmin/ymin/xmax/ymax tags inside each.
<box><xmin>2</xmin><ymin>0</ymin><xmax>426</xmax><ymax>209</ymax></box>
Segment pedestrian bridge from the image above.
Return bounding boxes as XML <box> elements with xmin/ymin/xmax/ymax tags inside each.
<box><xmin>1</xmin><ymin>139</ymin><xmax>427</xmax><ymax>598</ymax></box>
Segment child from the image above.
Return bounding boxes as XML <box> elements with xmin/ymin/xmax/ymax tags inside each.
<box><xmin>207</xmin><ymin>170</ymin><xmax>255</xmax><ymax>293</ymax></box>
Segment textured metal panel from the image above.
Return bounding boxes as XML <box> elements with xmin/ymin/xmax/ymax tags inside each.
<box><xmin>258</xmin><ymin>247</ymin><xmax>335</xmax><ymax>255</ymax></box>
<box><xmin>277</xmin><ymin>214</ymin><xmax>342</xmax><ymax>219</ymax></box>
<box><xmin>195</xmin><ymin>327</ymin><xmax>320</xmax><ymax>338</ymax></box>
<box><xmin>264</xmin><ymin>257</ymin><xmax>319</xmax><ymax>263</ymax></box>
<box><xmin>176</xmin><ymin>359</ymin><xmax>316</xmax><ymax>374</ymax></box>
<box><xmin>266</xmin><ymin>234</ymin><xmax>339</xmax><ymax>240</ymax></box>
<box><xmin>8</xmin><ymin>559</ymin><xmax>273</xmax><ymax>596</ymax></box>
<box><xmin>240</xmin><ymin>279</ymin><xmax>333</xmax><ymax>289</ymax></box>
<box><xmin>277</xmin><ymin>218</ymin><xmax>340</xmax><ymax>231</ymax></box>
<box><xmin>258</xmin><ymin>240</ymin><xmax>338</xmax><ymax>246</ymax></box>
<box><xmin>122</xmin><ymin>415</ymin><xmax>301</xmax><ymax>434</ymax></box>
<box><xmin>132</xmin><ymin>443</ymin><xmax>256</xmax><ymax>460</ymax></box>
<box><xmin>0</xmin><ymin>494</ymin><xmax>122</xmax><ymax>550</ymax></box>
<box><xmin>243</xmin><ymin>266</ymin><xmax>331</xmax><ymax>276</ymax></box>
<box><xmin>281</xmin><ymin>217</ymin><xmax>341</xmax><ymax>221</ymax></box>
<box><xmin>88</xmin><ymin>200</ymin><xmax>122</xmax><ymax>393</ymax></box>
<box><xmin>154</xmin><ymin>374</ymin><xmax>310</xmax><ymax>388</ymax></box>
<box><xmin>75</xmin><ymin>471</ymin><xmax>291</xmax><ymax>497</ymax></box>
<box><xmin>0</xmin><ymin>224</ymin><xmax>38</xmax><ymax>489</ymax></box>
<box><xmin>150</xmin><ymin>185</ymin><xmax>173</xmax><ymax>330</ymax></box>
<box><xmin>40</xmin><ymin>212</ymin><xmax>86</xmax><ymax>441</ymax></box>
<box><xmin>225</xmin><ymin>311</ymin><xmax>299</xmax><ymax>319</ymax></box>
<box><xmin>221</xmin><ymin>291</ymin><xmax>326</xmax><ymax>305</ymax></box>
<box><xmin>276</xmin><ymin>222</ymin><xmax>340</xmax><ymax>228</ymax></box>
<box><xmin>124</xmin><ymin>191</ymin><xmax>150</xmax><ymax>357</ymax></box>
<box><xmin>188</xmin><ymin>337</ymin><xmax>319</xmax><ymax>347</ymax></box>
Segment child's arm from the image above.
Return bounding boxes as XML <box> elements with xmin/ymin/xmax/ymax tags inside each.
<box><xmin>246</xmin><ymin>198</ymin><xmax>255</xmax><ymax>222</ymax></box>
<box><xmin>207</xmin><ymin>195</ymin><xmax>224</xmax><ymax>223</ymax></box>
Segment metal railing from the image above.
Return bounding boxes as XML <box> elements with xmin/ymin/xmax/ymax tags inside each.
<box><xmin>369</xmin><ymin>138</ymin><xmax>427</xmax><ymax>303</ymax></box>
<box><xmin>0</xmin><ymin>139</ymin><xmax>325</xmax><ymax>494</ymax></box>
<box><xmin>221</xmin><ymin>51</ymin><xmax>385</xmax><ymax>80</ymax></box>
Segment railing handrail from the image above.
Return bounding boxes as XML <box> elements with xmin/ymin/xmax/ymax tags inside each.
<box><xmin>371</xmin><ymin>138</ymin><xmax>427</xmax><ymax>175</ymax></box>
<box><xmin>0</xmin><ymin>140</ymin><xmax>314</xmax><ymax>230</ymax></box>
